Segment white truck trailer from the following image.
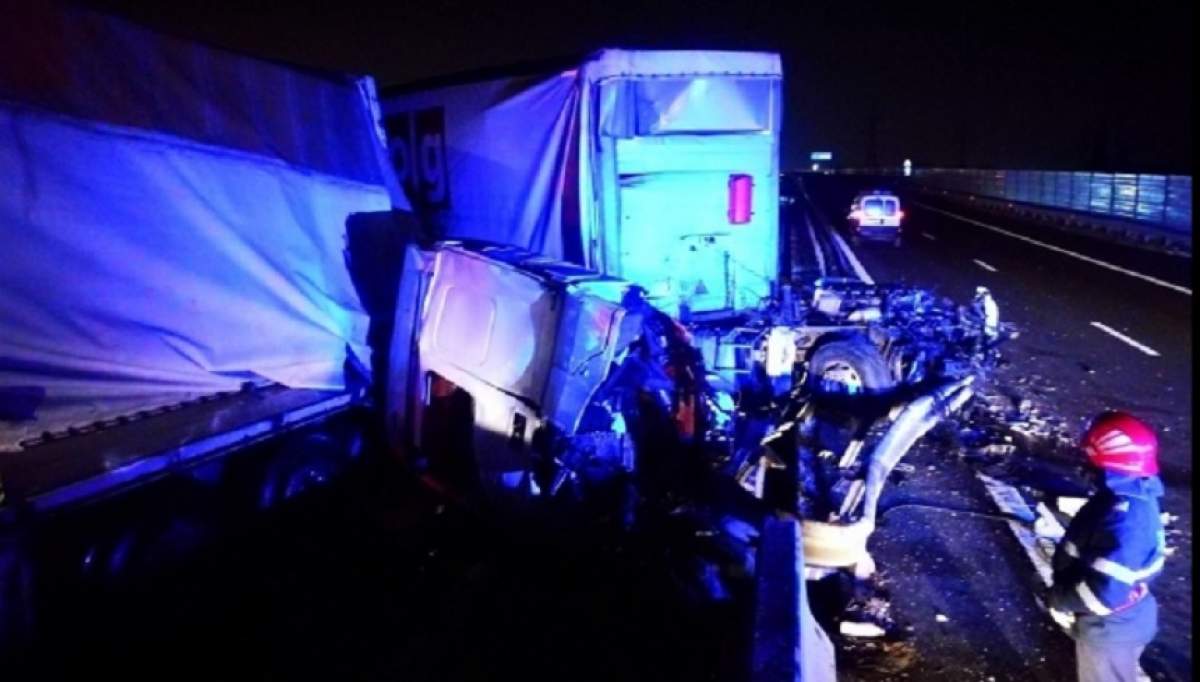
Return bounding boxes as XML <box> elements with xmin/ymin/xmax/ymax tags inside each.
<box><xmin>381</xmin><ymin>49</ymin><xmax>782</xmax><ymax>317</ymax></box>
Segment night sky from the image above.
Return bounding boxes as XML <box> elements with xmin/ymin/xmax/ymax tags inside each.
<box><xmin>82</xmin><ymin>0</ymin><xmax>1192</xmax><ymax>173</ymax></box>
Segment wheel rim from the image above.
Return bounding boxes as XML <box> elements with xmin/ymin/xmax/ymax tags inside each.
<box><xmin>819</xmin><ymin>361</ymin><xmax>864</xmax><ymax>394</ymax></box>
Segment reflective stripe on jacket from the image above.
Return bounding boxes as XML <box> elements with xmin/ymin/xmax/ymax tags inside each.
<box><xmin>1049</xmin><ymin>473</ymin><xmax>1165</xmax><ymax>645</ymax></box>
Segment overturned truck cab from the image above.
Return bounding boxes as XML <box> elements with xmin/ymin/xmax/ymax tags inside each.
<box><xmin>383</xmin><ymin>237</ymin><xmax>1013</xmax><ymax>542</ymax></box>
<box><xmin>383</xmin><ymin>237</ymin><xmax>1011</xmax><ymax>677</ymax></box>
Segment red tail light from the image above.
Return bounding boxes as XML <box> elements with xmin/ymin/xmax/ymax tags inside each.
<box><xmin>728</xmin><ymin>174</ymin><xmax>753</xmax><ymax>224</ymax></box>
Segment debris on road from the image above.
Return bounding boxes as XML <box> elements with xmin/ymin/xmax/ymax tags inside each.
<box><xmin>840</xmin><ymin>621</ymin><xmax>887</xmax><ymax>638</ymax></box>
<box><xmin>1057</xmin><ymin>497</ymin><xmax>1088</xmax><ymax>516</ymax></box>
<box><xmin>1034</xmin><ymin>502</ymin><xmax>1065</xmax><ymax>540</ymax></box>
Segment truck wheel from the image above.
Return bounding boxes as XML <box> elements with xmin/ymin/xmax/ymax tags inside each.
<box><xmin>1</xmin><ymin>540</ymin><xmax>34</xmax><ymax>652</ymax></box>
<box><xmin>258</xmin><ymin>436</ymin><xmax>347</xmax><ymax>510</ymax></box>
<box><xmin>807</xmin><ymin>337</ymin><xmax>897</xmax><ymax>396</ymax></box>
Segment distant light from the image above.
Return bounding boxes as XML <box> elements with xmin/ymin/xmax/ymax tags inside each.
<box><xmin>811</xmin><ymin>163</ymin><xmax>820</xmax><ymax>171</ymax></box>
<box><xmin>810</xmin><ymin>151</ymin><xmax>833</xmax><ymax>161</ymax></box>
<box><xmin>903</xmin><ymin>158</ymin><xmax>913</xmax><ymax>177</ymax></box>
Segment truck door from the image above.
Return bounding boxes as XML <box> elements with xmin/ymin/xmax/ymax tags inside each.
<box><xmin>616</xmin><ymin>170</ymin><xmax>735</xmax><ymax>313</ymax></box>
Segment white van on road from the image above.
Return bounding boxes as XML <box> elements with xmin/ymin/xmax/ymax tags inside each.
<box><xmin>847</xmin><ymin>190</ymin><xmax>904</xmax><ymax>246</ymax></box>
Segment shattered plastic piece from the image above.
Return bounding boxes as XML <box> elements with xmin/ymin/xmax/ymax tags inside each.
<box><xmin>977</xmin><ymin>444</ymin><xmax>1016</xmax><ymax>457</ymax></box>
<box><xmin>840</xmin><ymin>621</ymin><xmax>886</xmax><ymax>638</ymax></box>
<box><xmin>1056</xmin><ymin>497</ymin><xmax>1087</xmax><ymax>517</ymax></box>
<box><xmin>803</xmin><ymin>566</ymin><xmax>840</xmax><ymax>581</ymax></box>
<box><xmin>853</xmin><ymin>552</ymin><xmax>877</xmax><ymax>580</ymax></box>
<box><xmin>1034</xmin><ymin>502</ymin><xmax>1065</xmax><ymax>540</ymax></box>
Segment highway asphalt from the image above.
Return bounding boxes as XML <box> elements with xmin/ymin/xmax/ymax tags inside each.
<box><xmin>7</xmin><ymin>179</ymin><xmax>1189</xmax><ymax>681</ymax></box>
<box><xmin>801</xmin><ymin>173</ymin><xmax>1191</xmax><ymax>681</ymax></box>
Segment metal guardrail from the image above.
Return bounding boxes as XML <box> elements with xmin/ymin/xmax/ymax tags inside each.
<box><xmin>911</xmin><ymin>169</ymin><xmax>1192</xmax><ymax>235</ymax></box>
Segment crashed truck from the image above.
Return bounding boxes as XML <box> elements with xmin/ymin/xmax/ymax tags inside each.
<box><xmin>0</xmin><ymin>3</ymin><xmax>404</xmax><ymax>647</ymax></box>
<box><xmin>380</xmin><ymin>49</ymin><xmax>1010</xmax><ymax>574</ymax></box>
<box><xmin>0</xmin><ymin>15</ymin><xmax>1009</xmax><ymax>673</ymax></box>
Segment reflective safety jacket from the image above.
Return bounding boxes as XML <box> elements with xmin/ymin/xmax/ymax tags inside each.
<box><xmin>1049</xmin><ymin>473</ymin><xmax>1166</xmax><ymax>645</ymax></box>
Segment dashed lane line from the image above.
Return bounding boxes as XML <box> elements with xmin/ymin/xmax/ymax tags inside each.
<box><xmin>973</xmin><ymin>259</ymin><xmax>998</xmax><ymax>272</ymax></box>
<box><xmin>913</xmin><ymin>202</ymin><xmax>1192</xmax><ymax>297</ymax></box>
<box><xmin>1090</xmin><ymin>321</ymin><xmax>1161</xmax><ymax>357</ymax></box>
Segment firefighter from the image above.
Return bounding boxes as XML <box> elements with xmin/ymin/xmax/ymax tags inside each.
<box><xmin>1048</xmin><ymin>411</ymin><xmax>1166</xmax><ymax>682</ymax></box>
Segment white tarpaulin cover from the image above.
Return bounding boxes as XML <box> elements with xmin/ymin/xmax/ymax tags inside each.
<box><xmin>0</xmin><ymin>4</ymin><xmax>396</xmax><ymax>449</ymax></box>
<box><xmin>382</xmin><ymin>49</ymin><xmax>781</xmax><ymax>315</ymax></box>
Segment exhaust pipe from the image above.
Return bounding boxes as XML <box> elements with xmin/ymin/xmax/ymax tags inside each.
<box><xmin>859</xmin><ymin>375</ymin><xmax>975</xmax><ymax>525</ymax></box>
<box><xmin>801</xmin><ymin>376</ymin><xmax>974</xmax><ymax>568</ymax></box>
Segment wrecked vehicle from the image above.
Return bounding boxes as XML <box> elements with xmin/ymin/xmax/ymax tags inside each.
<box><xmin>378</xmin><ymin>239</ymin><xmax>1017</xmax><ymax>665</ymax></box>
<box><xmin>379</xmin><ymin>50</ymin><xmax>1014</xmax><ymax>642</ymax></box>
<box><xmin>0</xmin><ymin>4</ymin><xmax>400</xmax><ymax>649</ymax></box>
<box><xmin>0</xmin><ymin>11</ymin><xmax>1016</xmax><ymax>673</ymax></box>
<box><xmin>382</xmin><ymin>48</ymin><xmax>782</xmax><ymax>317</ymax></box>
<box><xmin>381</xmin><ymin>237</ymin><xmax>1011</xmax><ymax>647</ymax></box>
<box><xmin>379</xmin><ymin>50</ymin><xmax>1012</xmax><ymax>579</ymax></box>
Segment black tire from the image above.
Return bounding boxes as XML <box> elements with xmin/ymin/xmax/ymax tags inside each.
<box><xmin>0</xmin><ymin>540</ymin><xmax>34</xmax><ymax>653</ymax></box>
<box><xmin>257</xmin><ymin>436</ymin><xmax>348</xmax><ymax>510</ymax></box>
<box><xmin>807</xmin><ymin>337</ymin><xmax>897</xmax><ymax>396</ymax></box>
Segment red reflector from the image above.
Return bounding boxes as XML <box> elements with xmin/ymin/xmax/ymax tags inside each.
<box><xmin>728</xmin><ymin>174</ymin><xmax>753</xmax><ymax>224</ymax></box>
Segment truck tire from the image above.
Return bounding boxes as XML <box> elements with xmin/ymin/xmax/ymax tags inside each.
<box><xmin>257</xmin><ymin>434</ymin><xmax>349</xmax><ymax>510</ymax></box>
<box><xmin>807</xmin><ymin>337</ymin><xmax>897</xmax><ymax>396</ymax></box>
<box><xmin>1</xmin><ymin>540</ymin><xmax>34</xmax><ymax>653</ymax></box>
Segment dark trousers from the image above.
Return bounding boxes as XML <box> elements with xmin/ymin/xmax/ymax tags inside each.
<box><xmin>1076</xmin><ymin>639</ymin><xmax>1145</xmax><ymax>682</ymax></box>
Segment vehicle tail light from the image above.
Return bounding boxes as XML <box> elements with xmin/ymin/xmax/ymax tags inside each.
<box><xmin>728</xmin><ymin>174</ymin><xmax>753</xmax><ymax>224</ymax></box>
<box><xmin>897</xmin><ymin>210</ymin><xmax>905</xmax><ymax>219</ymax></box>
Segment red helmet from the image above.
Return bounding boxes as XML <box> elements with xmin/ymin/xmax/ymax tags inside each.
<box><xmin>1081</xmin><ymin>412</ymin><xmax>1159</xmax><ymax>476</ymax></box>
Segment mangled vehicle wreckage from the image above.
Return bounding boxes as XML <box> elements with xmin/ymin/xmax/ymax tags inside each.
<box><xmin>384</xmin><ymin>240</ymin><xmax>1011</xmax><ymax>584</ymax></box>
<box><xmin>379</xmin><ymin>51</ymin><xmax>1012</xmax><ymax>569</ymax></box>
<box><xmin>377</xmin><ymin>47</ymin><xmax>1017</xmax><ymax>666</ymax></box>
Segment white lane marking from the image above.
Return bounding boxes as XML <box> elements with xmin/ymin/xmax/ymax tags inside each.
<box><xmin>979</xmin><ymin>471</ymin><xmax>1149</xmax><ymax>677</ymax></box>
<box><xmin>978</xmin><ymin>474</ymin><xmax>1051</xmax><ymax>585</ymax></box>
<box><xmin>921</xmin><ymin>231</ymin><xmax>937</xmax><ymax>241</ymax></box>
<box><xmin>826</xmin><ymin>224</ymin><xmax>875</xmax><ymax>284</ymax></box>
<box><xmin>1090</xmin><ymin>321</ymin><xmax>1161</xmax><ymax>357</ymax></box>
<box><xmin>973</xmin><ymin>259</ymin><xmax>998</xmax><ymax>272</ymax></box>
<box><xmin>806</xmin><ymin>212</ymin><xmax>827</xmax><ymax>277</ymax></box>
<box><xmin>914</xmin><ymin>202</ymin><xmax>1192</xmax><ymax>296</ymax></box>
<box><xmin>984</xmin><ymin>470</ymin><xmax>1152</xmax><ymax>677</ymax></box>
